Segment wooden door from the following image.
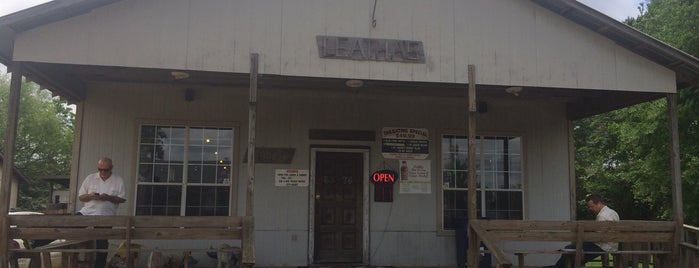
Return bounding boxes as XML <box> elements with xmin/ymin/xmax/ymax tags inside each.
<box><xmin>314</xmin><ymin>152</ymin><xmax>364</xmax><ymax>263</ymax></box>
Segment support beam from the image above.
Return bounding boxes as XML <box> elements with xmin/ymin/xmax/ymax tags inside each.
<box><xmin>568</xmin><ymin>120</ymin><xmax>577</xmax><ymax>220</ymax></box>
<box><xmin>667</xmin><ymin>93</ymin><xmax>683</xmax><ymax>266</ymax></box>
<box><xmin>467</xmin><ymin>64</ymin><xmax>479</xmax><ymax>268</ymax></box>
<box><xmin>246</xmin><ymin>53</ymin><xmax>258</xmax><ymax>217</ymax></box>
<box><xmin>69</xmin><ymin>102</ymin><xmax>85</xmax><ymax>214</ymax></box>
<box><xmin>1</xmin><ymin>62</ymin><xmax>23</xmax><ymax>267</ymax></box>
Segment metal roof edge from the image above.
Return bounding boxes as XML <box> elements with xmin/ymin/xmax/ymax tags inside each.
<box><xmin>531</xmin><ymin>0</ymin><xmax>699</xmax><ymax>88</ymax></box>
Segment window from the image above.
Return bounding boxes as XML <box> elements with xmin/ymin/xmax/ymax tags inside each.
<box><xmin>440</xmin><ymin>134</ymin><xmax>523</xmax><ymax>230</ymax></box>
<box><xmin>136</xmin><ymin>124</ymin><xmax>235</xmax><ymax>216</ymax></box>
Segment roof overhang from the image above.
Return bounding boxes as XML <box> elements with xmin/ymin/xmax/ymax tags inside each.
<box><xmin>531</xmin><ymin>0</ymin><xmax>699</xmax><ymax>89</ymax></box>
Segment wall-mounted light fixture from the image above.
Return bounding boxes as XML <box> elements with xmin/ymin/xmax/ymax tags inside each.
<box><xmin>345</xmin><ymin>79</ymin><xmax>364</xmax><ymax>88</ymax></box>
<box><xmin>505</xmin><ymin>86</ymin><xmax>523</xmax><ymax>96</ymax></box>
<box><xmin>171</xmin><ymin>71</ymin><xmax>190</xmax><ymax>80</ymax></box>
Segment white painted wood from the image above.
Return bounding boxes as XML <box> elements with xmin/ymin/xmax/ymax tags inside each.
<box><xmin>12</xmin><ymin>0</ymin><xmax>676</xmax><ymax>93</ymax></box>
<box><xmin>72</xmin><ymin>81</ymin><xmax>571</xmax><ymax>266</ymax></box>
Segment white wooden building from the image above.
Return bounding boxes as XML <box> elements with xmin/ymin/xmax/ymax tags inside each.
<box><xmin>1</xmin><ymin>0</ymin><xmax>698</xmax><ymax>267</ymax></box>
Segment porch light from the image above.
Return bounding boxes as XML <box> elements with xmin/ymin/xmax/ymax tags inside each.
<box><xmin>505</xmin><ymin>86</ymin><xmax>523</xmax><ymax>96</ymax></box>
<box><xmin>170</xmin><ymin>71</ymin><xmax>190</xmax><ymax>80</ymax></box>
<box><xmin>345</xmin><ymin>79</ymin><xmax>364</xmax><ymax>88</ymax></box>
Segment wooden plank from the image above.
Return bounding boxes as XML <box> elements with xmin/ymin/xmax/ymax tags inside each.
<box><xmin>68</xmin><ymin>102</ymin><xmax>85</xmax><ymax>214</ymax></box>
<box><xmin>479</xmin><ymin>220</ymin><xmax>578</xmax><ymax>230</ymax></box>
<box><xmin>470</xmin><ymin>221</ymin><xmax>512</xmax><ymax>267</ymax></box>
<box><xmin>667</xmin><ymin>93</ymin><xmax>683</xmax><ymax>267</ymax></box>
<box><xmin>568</xmin><ymin>120</ymin><xmax>577</xmax><ymax>220</ymax></box>
<box><xmin>2</xmin><ymin>63</ymin><xmax>23</xmax><ymax>266</ymax></box>
<box><xmin>584</xmin><ymin>233</ymin><xmax>674</xmax><ymax>243</ymax></box>
<box><xmin>246</xmin><ymin>53</ymin><xmax>258</xmax><ymax>218</ymax></box>
<box><xmin>467</xmin><ymin>64</ymin><xmax>478</xmax><ymax>268</ymax></box>
<box><xmin>10</xmin><ymin>228</ymin><xmax>126</xmax><ymax>240</ymax></box>
<box><xmin>131</xmin><ymin>229</ymin><xmax>241</xmax><ymax>240</ymax></box>
<box><xmin>241</xmin><ymin>216</ymin><xmax>255</xmax><ymax>265</ymax></box>
<box><xmin>8</xmin><ymin>215</ymin><xmax>129</xmax><ymax>227</ymax></box>
<box><xmin>479</xmin><ymin>220</ymin><xmax>675</xmax><ymax>231</ymax></box>
<box><xmin>131</xmin><ymin>216</ymin><xmax>243</xmax><ymax>228</ymax></box>
<box><xmin>488</xmin><ymin>232</ymin><xmax>577</xmax><ymax>241</ymax></box>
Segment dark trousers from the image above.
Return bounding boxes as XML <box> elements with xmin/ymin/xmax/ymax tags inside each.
<box><xmin>76</xmin><ymin>212</ymin><xmax>108</xmax><ymax>268</ymax></box>
<box><xmin>550</xmin><ymin>242</ymin><xmax>604</xmax><ymax>268</ymax></box>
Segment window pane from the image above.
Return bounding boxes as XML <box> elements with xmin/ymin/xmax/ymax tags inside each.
<box><xmin>188</xmin><ymin>164</ymin><xmax>202</xmax><ymax>183</ymax></box>
<box><xmin>141</xmin><ymin>125</ymin><xmax>156</xmax><ymax>144</ymax></box>
<box><xmin>202</xmin><ymin>165</ymin><xmax>216</xmax><ymax>183</ymax></box>
<box><xmin>135</xmin><ymin>185</ymin><xmax>181</xmax><ymax>216</ymax></box>
<box><xmin>138</xmin><ymin>164</ymin><xmax>153</xmax><ymax>183</ymax></box>
<box><xmin>137</xmin><ymin>124</ymin><xmax>234</xmax><ymax>217</ymax></box>
<box><xmin>441</xmin><ymin>134</ymin><xmax>523</xmax><ymax>228</ymax></box>
<box><xmin>185</xmin><ymin>186</ymin><xmax>230</xmax><ymax>216</ymax></box>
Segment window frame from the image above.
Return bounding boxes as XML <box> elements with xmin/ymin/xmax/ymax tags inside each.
<box><xmin>132</xmin><ymin>120</ymin><xmax>240</xmax><ymax>216</ymax></box>
<box><xmin>436</xmin><ymin>131</ymin><xmax>527</xmax><ymax>235</ymax></box>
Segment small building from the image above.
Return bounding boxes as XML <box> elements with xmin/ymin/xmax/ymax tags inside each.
<box><xmin>1</xmin><ymin>0</ymin><xmax>697</xmax><ymax>267</ymax></box>
<box><xmin>0</xmin><ymin>155</ymin><xmax>30</xmax><ymax>211</ymax></box>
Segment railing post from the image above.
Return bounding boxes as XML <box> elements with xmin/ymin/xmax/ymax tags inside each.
<box><xmin>574</xmin><ymin>223</ymin><xmax>583</xmax><ymax>268</ymax></box>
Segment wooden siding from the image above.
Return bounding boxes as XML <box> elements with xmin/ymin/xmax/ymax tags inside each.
<box><xmin>13</xmin><ymin>0</ymin><xmax>674</xmax><ymax>93</ymax></box>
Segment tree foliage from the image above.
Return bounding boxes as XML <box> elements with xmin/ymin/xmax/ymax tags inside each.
<box><xmin>0</xmin><ymin>72</ymin><xmax>74</xmax><ymax>211</ymax></box>
<box><xmin>575</xmin><ymin>0</ymin><xmax>699</xmax><ymax>226</ymax></box>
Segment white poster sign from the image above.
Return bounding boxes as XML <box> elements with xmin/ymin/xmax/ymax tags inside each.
<box><xmin>275</xmin><ymin>169</ymin><xmax>309</xmax><ymax>187</ymax></box>
<box><xmin>381</xmin><ymin>127</ymin><xmax>429</xmax><ymax>159</ymax></box>
<box><xmin>399</xmin><ymin>160</ymin><xmax>432</xmax><ymax>194</ymax></box>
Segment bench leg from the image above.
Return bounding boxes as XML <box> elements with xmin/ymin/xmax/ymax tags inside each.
<box><xmin>515</xmin><ymin>253</ymin><xmax>524</xmax><ymax>268</ymax></box>
<box><xmin>601</xmin><ymin>253</ymin><xmax>610</xmax><ymax>268</ymax></box>
<box><xmin>9</xmin><ymin>256</ymin><xmax>20</xmax><ymax>268</ymax></box>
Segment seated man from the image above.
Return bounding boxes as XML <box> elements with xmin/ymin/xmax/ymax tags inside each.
<box><xmin>544</xmin><ymin>194</ymin><xmax>619</xmax><ymax>268</ymax></box>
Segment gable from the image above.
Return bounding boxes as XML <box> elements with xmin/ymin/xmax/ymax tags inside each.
<box><xmin>5</xmin><ymin>0</ymin><xmax>680</xmax><ymax>93</ymax></box>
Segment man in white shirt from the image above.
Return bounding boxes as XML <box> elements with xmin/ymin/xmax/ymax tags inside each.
<box><xmin>77</xmin><ymin>157</ymin><xmax>127</xmax><ymax>268</ymax></box>
<box><xmin>544</xmin><ymin>194</ymin><xmax>620</xmax><ymax>268</ymax></box>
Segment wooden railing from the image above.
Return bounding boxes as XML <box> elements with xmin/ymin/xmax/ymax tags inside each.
<box><xmin>469</xmin><ymin>220</ymin><xmax>677</xmax><ymax>268</ymax></box>
<box><xmin>8</xmin><ymin>215</ymin><xmax>255</xmax><ymax>268</ymax></box>
<box><xmin>681</xmin><ymin>224</ymin><xmax>699</xmax><ymax>267</ymax></box>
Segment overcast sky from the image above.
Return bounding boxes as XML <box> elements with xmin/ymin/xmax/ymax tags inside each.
<box><xmin>1</xmin><ymin>0</ymin><xmax>646</xmax><ymax>21</ymax></box>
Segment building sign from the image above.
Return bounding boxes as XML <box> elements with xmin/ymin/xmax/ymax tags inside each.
<box><xmin>370</xmin><ymin>169</ymin><xmax>397</xmax><ymax>202</ymax></box>
<box><xmin>317</xmin><ymin>36</ymin><xmax>425</xmax><ymax>63</ymax></box>
<box><xmin>275</xmin><ymin>169</ymin><xmax>309</xmax><ymax>187</ymax></box>
<box><xmin>381</xmin><ymin>127</ymin><xmax>429</xmax><ymax>159</ymax></box>
<box><xmin>399</xmin><ymin>160</ymin><xmax>431</xmax><ymax>194</ymax></box>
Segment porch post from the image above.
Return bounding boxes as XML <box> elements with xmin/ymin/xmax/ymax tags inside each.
<box><xmin>667</xmin><ymin>93</ymin><xmax>683</xmax><ymax>265</ymax></box>
<box><xmin>68</xmin><ymin>102</ymin><xmax>85</xmax><ymax>214</ymax></box>
<box><xmin>0</xmin><ymin>62</ymin><xmax>24</xmax><ymax>267</ymax></box>
<box><xmin>466</xmin><ymin>64</ymin><xmax>479</xmax><ymax>268</ymax></box>
<box><xmin>246</xmin><ymin>53</ymin><xmax>258</xmax><ymax>217</ymax></box>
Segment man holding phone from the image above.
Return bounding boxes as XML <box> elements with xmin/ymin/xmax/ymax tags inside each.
<box><xmin>77</xmin><ymin>157</ymin><xmax>127</xmax><ymax>268</ymax></box>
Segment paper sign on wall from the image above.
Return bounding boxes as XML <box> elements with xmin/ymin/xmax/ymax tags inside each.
<box><xmin>275</xmin><ymin>169</ymin><xmax>309</xmax><ymax>187</ymax></box>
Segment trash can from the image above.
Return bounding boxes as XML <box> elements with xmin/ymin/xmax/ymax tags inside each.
<box><xmin>455</xmin><ymin>216</ymin><xmax>491</xmax><ymax>268</ymax></box>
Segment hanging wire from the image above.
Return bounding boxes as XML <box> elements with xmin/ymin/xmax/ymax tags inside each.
<box><xmin>371</xmin><ymin>0</ymin><xmax>378</xmax><ymax>28</ymax></box>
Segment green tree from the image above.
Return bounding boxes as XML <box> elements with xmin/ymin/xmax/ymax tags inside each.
<box><xmin>0</xmin><ymin>72</ymin><xmax>74</xmax><ymax>211</ymax></box>
<box><xmin>575</xmin><ymin>0</ymin><xmax>699</xmax><ymax>226</ymax></box>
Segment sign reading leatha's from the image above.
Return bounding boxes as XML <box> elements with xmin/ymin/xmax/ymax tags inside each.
<box><xmin>317</xmin><ymin>36</ymin><xmax>425</xmax><ymax>63</ymax></box>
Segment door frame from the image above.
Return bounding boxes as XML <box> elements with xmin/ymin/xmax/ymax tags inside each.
<box><xmin>308</xmin><ymin>147</ymin><xmax>370</xmax><ymax>265</ymax></box>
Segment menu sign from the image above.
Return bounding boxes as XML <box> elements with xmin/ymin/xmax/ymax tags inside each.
<box><xmin>381</xmin><ymin>127</ymin><xmax>429</xmax><ymax>159</ymax></box>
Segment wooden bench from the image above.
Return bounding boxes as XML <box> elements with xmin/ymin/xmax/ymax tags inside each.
<box><xmin>8</xmin><ymin>215</ymin><xmax>255</xmax><ymax>268</ymax></box>
<box><xmin>471</xmin><ymin>220</ymin><xmax>676</xmax><ymax>268</ymax></box>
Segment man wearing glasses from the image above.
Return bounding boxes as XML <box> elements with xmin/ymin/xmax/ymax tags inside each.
<box><xmin>77</xmin><ymin>157</ymin><xmax>127</xmax><ymax>268</ymax></box>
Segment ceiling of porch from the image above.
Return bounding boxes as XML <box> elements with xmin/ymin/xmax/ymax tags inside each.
<box><xmin>19</xmin><ymin>61</ymin><xmax>664</xmax><ymax>121</ymax></box>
